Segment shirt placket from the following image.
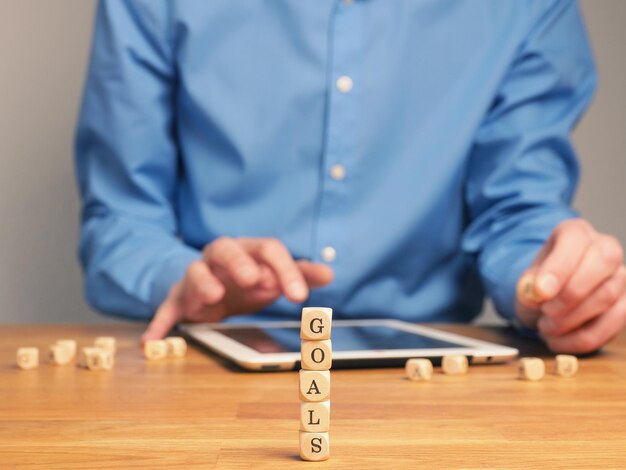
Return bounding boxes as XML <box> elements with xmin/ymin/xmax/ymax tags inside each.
<box><xmin>308</xmin><ymin>0</ymin><xmax>361</xmax><ymax>308</ymax></box>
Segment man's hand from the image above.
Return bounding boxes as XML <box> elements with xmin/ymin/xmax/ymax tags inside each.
<box><xmin>516</xmin><ymin>219</ymin><xmax>626</xmax><ymax>354</ymax></box>
<box><xmin>142</xmin><ymin>237</ymin><xmax>334</xmax><ymax>342</ymax></box>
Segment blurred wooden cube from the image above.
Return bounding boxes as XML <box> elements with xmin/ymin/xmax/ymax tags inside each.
<box><xmin>442</xmin><ymin>355</ymin><xmax>468</xmax><ymax>375</ymax></box>
<box><xmin>518</xmin><ymin>357</ymin><xmax>545</xmax><ymax>381</ymax></box>
<box><xmin>48</xmin><ymin>344</ymin><xmax>74</xmax><ymax>365</ymax></box>
<box><xmin>55</xmin><ymin>339</ymin><xmax>77</xmax><ymax>358</ymax></box>
<box><xmin>165</xmin><ymin>337</ymin><xmax>187</xmax><ymax>358</ymax></box>
<box><xmin>405</xmin><ymin>358</ymin><xmax>433</xmax><ymax>381</ymax></box>
<box><xmin>94</xmin><ymin>336</ymin><xmax>117</xmax><ymax>355</ymax></box>
<box><xmin>555</xmin><ymin>354</ymin><xmax>578</xmax><ymax>377</ymax></box>
<box><xmin>144</xmin><ymin>340</ymin><xmax>167</xmax><ymax>360</ymax></box>
<box><xmin>16</xmin><ymin>347</ymin><xmax>39</xmax><ymax>370</ymax></box>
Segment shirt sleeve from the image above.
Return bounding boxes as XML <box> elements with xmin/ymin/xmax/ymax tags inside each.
<box><xmin>462</xmin><ymin>0</ymin><xmax>597</xmax><ymax>322</ymax></box>
<box><xmin>75</xmin><ymin>0</ymin><xmax>200</xmax><ymax>319</ymax></box>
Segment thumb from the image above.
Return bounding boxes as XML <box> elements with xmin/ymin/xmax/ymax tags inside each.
<box><xmin>516</xmin><ymin>269</ymin><xmax>545</xmax><ymax>308</ymax></box>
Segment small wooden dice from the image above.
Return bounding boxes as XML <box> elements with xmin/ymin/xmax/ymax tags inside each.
<box><xmin>16</xmin><ymin>347</ymin><xmax>39</xmax><ymax>369</ymax></box>
<box><xmin>94</xmin><ymin>336</ymin><xmax>117</xmax><ymax>354</ymax></box>
<box><xmin>48</xmin><ymin>344</ymin><xmax>74</xmax><ymax>365</ymax></box>
<box><xmin>442</xmin><ymin>355</ymin><xmax>468</xmax><ymax>375</ymax></box>
<box><xmin>518</xmin><ymin>357</ymin><xmax>545</xmax><ymax>381</ymax></box>
<box><xmin>299</xmin><ymin>307</ymin><xmax>332</xmax><ymax>462</ymax></box>
<box><xmin>144</xmin><ymin>339</ymin><xmax>167</xmax><ymax>360</ymax></box>
<box><xmin>165</xmin><ymin>337</ymin><xmax>187</xmax><ymax>358</ymax></box>
<box><xmin>405</xmin><ymin>358</ymin><xmax>433</xmax><ymax>381</ymax></box>
<box><xmin>554</xmin><ymin>354</ymin><xmax>578</xmax><ymax>377</ymax></box>
<box><xmin>79</xmin><ymin>347</ymin><xmax>114</xmax><ymax>371</ymax></box>
<box><xmin>144</xmin><ymin>337</ymin><xmax>187</xmax><ymax>360</ymax></box>
<box><xmin>56</xmin><ymin>339</ymin><xmax>77</xmax><ymax>358</ymax></box>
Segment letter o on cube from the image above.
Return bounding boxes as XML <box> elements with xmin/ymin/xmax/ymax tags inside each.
<box><xmin>301</xmin><ymin>340</ymin><xmax>332</xmax><ymax>370</ymax></box>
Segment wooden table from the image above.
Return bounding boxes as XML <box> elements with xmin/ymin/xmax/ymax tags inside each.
<box><xmin>1</xmin><ymin>324</ymin><xmax>625</xmax><ymax>469</ymax></box>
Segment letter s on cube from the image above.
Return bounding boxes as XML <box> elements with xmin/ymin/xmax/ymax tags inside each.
<box><xmin>300</xmin><ymin>307</ymin><xmax>332</xmax><ymax>340</ymax></box>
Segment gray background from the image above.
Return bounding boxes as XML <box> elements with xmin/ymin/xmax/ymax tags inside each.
<box><xmin>0</xmin><ymin>1</ymin><xmax>624</xmax><ymax>325</ymax></box>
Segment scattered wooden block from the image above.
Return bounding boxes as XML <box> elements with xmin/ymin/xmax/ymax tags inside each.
<box><xmin>301</xmin><ymin>340</ymin><xmax>332</xmax><ymax>370</ymax></box>
<box><xmin>79</xmin><ymin>347</ymin><xmax>113</xmax><ymax>371</ymax></box>
<box><xmin>16</xmin><ymin>347</ymin><xmax>39</xmax><ymax>370</ymax></box>
<box><xmin>48</xmin><ymin>344</ymin><xmax>74</xmax><ymax>365</ymax></box>
<box><xmin>518</xmin><ymin>357</ymin><xmax>545</xmax><ymax>381</ymax></box>
<box><xmin>554</xmin><ymin>354</ymin><xmax>578</xmax><ymax>377</ymax></box>
<box><xmin>442</xmin><ymin>355</ymin><xmax>468</xmax><ymax>375</ymax></box>
<box><xmin>300</xmin><ymin>400</ymin><xmax>330</xmax><ymax>433</ymax></box>
<box><xmin>299</xmin><ymin>370</ymin><xmax>331</xmax><ymax>402</ymax></box>
<box><xmin>144</xmin><ymin>340</ymin><xmax>167</xmax><ymax>360</ymax></box>
<box><xmin>165</xmin><ymin>337</ymin><xmax>187</xmax><ymax>358</ymax></box>
<box><xmin>300</xmin><ymin>307</ymin><xmax>333</xmax><ymax>341</ymax></box>
<box><xmin>405</xmin><ymin>358</ymin><xmax>433</xmax><ymax>381</ymax></box>
<box><xmin>299</xmin><ymin>431</ymin><xmax>330</xmax><ymax>462</ymax></box>
<box><xmin>94</xmin><ymin>336</ymin><xmax>117</xmax><ymax>355</ymax></box>
<box><xmin>55</xmin><ymin>339</ymin><xmax>77</xmax><ymax>358</ymax></box>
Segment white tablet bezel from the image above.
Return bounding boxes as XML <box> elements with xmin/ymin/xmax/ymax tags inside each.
<box><xmin>179</xmin><ymin>319</ymin><xmax>519</xmax><ymax>371</ymax></box>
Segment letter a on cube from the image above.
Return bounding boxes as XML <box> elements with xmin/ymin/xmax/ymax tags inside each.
<box><xmin>299</xmin><ymin>370</ymin><xmax>331</xmax><ymax>402</ymax></box>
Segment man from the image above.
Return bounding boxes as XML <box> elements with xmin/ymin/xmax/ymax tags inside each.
<box><xmin>76</xmin><ymin>0</ymin><xmax>626</xmax><ymax>354</ymax></box>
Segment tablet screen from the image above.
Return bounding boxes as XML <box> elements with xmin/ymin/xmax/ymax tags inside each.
<box><xmin>213</xmin><ymin>324</ymin><xmax>465</xmax><ymax>354</ymax></box>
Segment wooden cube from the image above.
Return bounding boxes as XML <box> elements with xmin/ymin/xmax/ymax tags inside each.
<box><xmin>405</xmin><ymin>358</ymin><xmax>433</xmax><ymax>381</ymax></box>
<box><xmin>554</xmin><ymin>354</ymin><xmax>578</xmax><ymax>377</ymax></box>
<box><xmin>56</xmin><ymin>339</ymin><xmax>77</xmax><ymax>358</ymax></box>
<box><xmin>300</xmin><ymin>400</ymin><xmax>330</xmax><ymax>432</ymax></box>
<box><xmin>94</xmin><ymin>336</ymin><xmax>117</xmax><ymax>354</ymax></box>
<box><xmin>78</xmin><ymin>347</ymin><xmax>98</xmax><ymax>369</ymax></box>
<box><xmin>518</xmin><ymin>357</ymin><xmax>545</xmax><ymax>381</ymax></box>
<box><xmin>301</xmin><ymin>340</ymin><xmax>332</xmax><ymax>370</ymax></box>
<box><xmin>144</xmin><ymin>339</ymin><xmax>167</xmax><ymax>360</ymax></box>
<box><xmin>299</xmin><ymin>370</ymin><xmax>331</xmax><ymax>402</ymax></box>
<box><xmin>301</xmin><ymin>307</ymin><xmax>332</xmax><ymax>341</ymax></box>
<box><xmin>165</xmin><ymin>337</ymin><xmax>187</xmax><ymax>358</ymax></box>
<box><xmin>442</xmin><ymin>355</ymin><xmax>468</xmax><ymax>375</ymax></box>
<box><xmin>299</xmin><ymin>431</ymin><xmax>330</xmax><ymax>462</ymax></box>
<box><xmin>16</xmin><ymin>347</ymin><xmax>39</xmax><ymax>370</ymax></box>
<box><xmin>79</xmin><ymin>347</ymin><xmax>113</xmax><ymax>371</ymax></box>
<box><xmin>48</xmin><ymin>344</ymin><xmax>74</xmax><ymax>365</ymax></box>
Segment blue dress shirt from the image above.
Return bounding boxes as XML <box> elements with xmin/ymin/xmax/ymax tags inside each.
<box><xmin>75</xmin><ymin>0</ymin><xmax>596</xmax><ymax>324</ymax></box>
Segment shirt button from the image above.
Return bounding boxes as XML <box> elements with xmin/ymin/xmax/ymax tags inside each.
<box><xmin>336</xmin><ymin>75</ymin><xmax>353</xmax><ymax>93</ymax></box>
<box><xmin>321</xmin><ymin>246</ymin><xmax>337</xmax><ymax>263</ymax></box>
<box><xmin>330</xmin><ymin>164</ymin><xmax>346</xmax><ymax>181</ymax></box>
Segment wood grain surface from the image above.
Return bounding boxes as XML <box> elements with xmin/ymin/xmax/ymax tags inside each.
<box><xmin>1</xmin><ymin>324</ymin><xmax>625</xmax><ymax>469</ymax></box>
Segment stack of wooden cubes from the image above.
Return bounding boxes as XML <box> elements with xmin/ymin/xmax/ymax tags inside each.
<box><xmin>299</xmin><ymin>307</ymin><xmax>332</xmax><ymax>462</ymax></box>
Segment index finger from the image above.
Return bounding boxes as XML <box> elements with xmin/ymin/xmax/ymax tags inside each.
<box><xmin>534</xmin><ymin>220</ymin><xmax>594</xmax><ymax>300</ymax></box>
<box><xmin>141</xmin><ymin>288</ymin><xmax>184</xmax><ymax>343</ymax></box>
<box><xmin>240</xmin><ymin>238</ymin><xmax>309</xmax><ymax>303</ymax></box>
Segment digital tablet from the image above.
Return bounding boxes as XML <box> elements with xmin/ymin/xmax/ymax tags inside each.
<box><xmin>179</xmin><ymin>319</ymin><xmax>519</xmax><ymax>371</ymax></box>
